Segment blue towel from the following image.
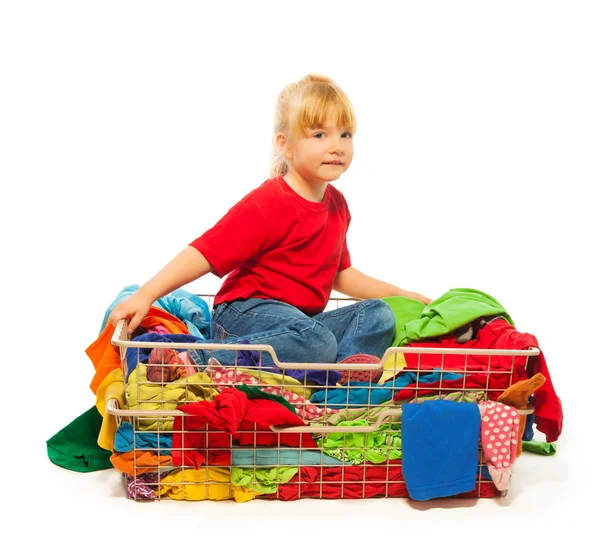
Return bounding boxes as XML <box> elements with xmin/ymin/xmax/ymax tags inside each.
<box><xmin>101</xmin><ymin>284</ymin><xmax>211</xmax><ymax>338</ymax></box>
<box><xmin>402</xmin><ymin>400</ymin><xmax>480</xmax><ymax>501</ymax></box>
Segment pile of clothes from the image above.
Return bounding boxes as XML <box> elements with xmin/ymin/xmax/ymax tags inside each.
<box><xmin>47</xmin><ymin>286</ymin><xmax>563</xmax><ymax>502</ymax></box>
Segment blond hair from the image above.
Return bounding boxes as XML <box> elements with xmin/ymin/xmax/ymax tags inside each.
<box><xmin>270</xmin><ymin>74</ymin><xmax>357</xmax><ymax>178</ymax></box>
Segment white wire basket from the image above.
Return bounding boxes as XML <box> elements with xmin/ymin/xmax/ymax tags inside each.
<box><xmin>106</xmin><ymin>295</ymin><xmax>538</xmax><ymax>502</ymax></box>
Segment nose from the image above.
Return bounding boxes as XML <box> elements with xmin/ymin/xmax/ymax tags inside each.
<box><xmin>329</xmin><ymin>136</ymin><xmax>344</xmax><ymax>154</ymax></box>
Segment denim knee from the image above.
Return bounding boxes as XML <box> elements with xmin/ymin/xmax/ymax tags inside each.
<box><xmin>366</xmin><ymin>299</ymin><xmax>396</xmax><ymax>338</ymax></box>
<box><xmin>292</xmin><ymin>321</ymin><xmax>338</xmax><ymax>363</ymax></box>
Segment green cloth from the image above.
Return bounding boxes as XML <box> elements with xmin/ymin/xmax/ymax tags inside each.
<box><xmin>231</xmin><ymin>467</ymin><xmax>299</xmax><ymax>494</ymax></box>
<box><xmin>237</xmin><ymin>383</ymin><xmax>297</xmax><ymax>414</ymax></box>
<box><xmin>383</xmin><ymin>288</ymin><xmax>514</xmax><ymax>346</ymax></box>
<box><xmin>522</xmin><ymin>439</ymin><xmax>557</xmax><ymax>455</ymax></box>
<box><xmin>381</xmin><ymin>296</ymin><xmax>425</xmax><ymax>347</ymax></box>
<box><xmin>47</xmin><ymin>406</ymin><xmax>113</xmax><ymax>473</ymax></box>
<box><xmin>315</xmin><ymin>420</ymin><xmax>402</xmax><ymax>464</ymax></box>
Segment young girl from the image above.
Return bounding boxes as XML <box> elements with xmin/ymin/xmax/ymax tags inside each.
<box><xmin>108</xmin><ymin>74</ymin><xmax>431</xmax><ymax>369</ymax></box>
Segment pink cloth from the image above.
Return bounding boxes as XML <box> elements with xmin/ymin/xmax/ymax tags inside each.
<box><xmin>478</xmin><ymin>401</ymin><xmax>520</xmax><ymax>491</ymax></box>
<box><xmin>178</xmin><ymin>351</ymin><xmax>197</xmax><ymax>375</ymax></box>
<box><xmin>146</xmin><ymin>348</ymin><xmax>197</xmax><ymax>382</ymax></box>
<box><xmin>146</xmin><ymin>324</ymin><xmax>171</xmax><ymax>335</ymax></box>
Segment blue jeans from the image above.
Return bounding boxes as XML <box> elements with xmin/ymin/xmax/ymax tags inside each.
<box><xmin>190</xmin><ymin>298</ymin><xmax>395</xmax><ymax>368</ymax></box>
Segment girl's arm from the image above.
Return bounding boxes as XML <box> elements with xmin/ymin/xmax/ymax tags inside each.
<box><xmin>333</xmin><ymin>266</ymin><xmax>432</xmax><ymax>305</ymax></box>
<box><xmin>108</xmin><ymin>246</ymin><xmax>213</xmax><ymax>334</ymax></box>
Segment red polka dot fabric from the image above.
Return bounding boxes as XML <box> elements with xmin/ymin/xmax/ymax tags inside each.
<box><xmin>478</xmin><ymin>401</ymin><xmax>520</xmax><ymax>491</ymax></box>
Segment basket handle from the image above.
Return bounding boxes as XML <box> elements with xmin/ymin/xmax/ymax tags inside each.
<box><xmin>270</xmin><ymin>403</ymin><xmax>534</xmax><ymax>434</ymax></box>
<box><xmin>270</xmin><ymin>408</ymin><xmax>403</xmax><ymax>434</ymax></box>
<box><xmin>106</xmin><ymin>397</ymin><xmax>534</xmax><ymax>434</ymax></box>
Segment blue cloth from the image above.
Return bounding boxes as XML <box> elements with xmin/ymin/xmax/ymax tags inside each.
<box><xmin>523</xmin><ymin>396</ymin><xmax>535</xmax><ymax>441</ymax></box>
<box><xmin>310</xmin><ymin>371</ymin><xmax>464</xmax><ymax>408</ymax></box>
<box><xmin>125</xmin><ymin>333</ymin><xmax>206</xmax><ymax>379</ymax></box>
<box><xmin>101</xmin><ymin>284</ymin><xmax>211</xmax><ymax>338</ymax></box>
<box><xmin>231</xmin><ymin>448</ymin><xmax>347</xmax><ymax>466</ymax></box>
<box><xmin>401</xmin><ymin>400</ymin><xmax>480</xmax><ymax>501</ymax></box>
<box><xmin>113</xmin><ymin>422</ymin><xmax>173</xmax><ymax>453</ymax></box>
<box><xmin>480</xmin><ymin>466</ymin><xmax>493</xmax><ymax>481</ymax></box>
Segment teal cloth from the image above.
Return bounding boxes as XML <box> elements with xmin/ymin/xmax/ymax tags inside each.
<box><xmin>113</xmin><ymin>422</ymin><xmax>173</xmax><ymax>453</ymax></box>
<box><xmin>46</xmin><ymin>406</ymin><xmax>113</xmax><ymax>473</ymax></box>
<box><xmin>100</xmin><ymin>284</ymin><xmax>211</xmax><ymax>338</ymax></box>
<box><xmin>383</xmin><ymin>288</ymin><xmax>514</xmax><ymax>346</ymax></box>
<box><xmin>522</xmin><ymin>439</ymin><xmax>557</xmax><ymax>455</ymax></box>
<box><xmin>311</xmin><ymin>371</ymin><xmax>464</xmax><ymax>408</ymax></box>
<box><xmin>231</xmin><ymin>449</ymin><xmax>347</xmax><ymax>466</ymax></box>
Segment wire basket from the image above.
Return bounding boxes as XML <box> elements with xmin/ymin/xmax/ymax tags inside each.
<box><xmin>106</xmin><ymin>296</ymin><xmax>537</xmax><ymax>502</ymax></box>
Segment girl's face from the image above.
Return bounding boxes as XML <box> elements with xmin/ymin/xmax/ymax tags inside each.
<box><xmin>286</xmin><ymin>118</ymin><xmax>354</xmax><ymax>187</ymax></box>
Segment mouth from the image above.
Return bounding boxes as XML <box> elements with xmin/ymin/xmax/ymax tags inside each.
<box><xmin>323</xmin><ymin>162</ymin><xmax>344</xmax><ymax>166</ymax></box>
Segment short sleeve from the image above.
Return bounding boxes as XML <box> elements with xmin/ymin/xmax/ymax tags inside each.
<box><xmin>337</xmin><ymin>206</ymin><xmax>351</xmax><ymax>272</ymax></box>
<box><xmin>189</xmin><ymin>196</ymin><xmax>271</xmax><ymax>278</ymax></box>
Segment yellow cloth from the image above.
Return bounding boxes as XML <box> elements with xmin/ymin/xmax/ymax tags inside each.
<box><xmin>378</xmin><ymin>352</ymin><xmax>407</xmax><ymax>384</ymax></box>
<box><xmin>157</xmin><ymin>468</ymin><xmax>258</xmax><ymax>502</ymax></box>
<box><xmin>95</xmin><ymin>368</ymin><xmax>126</xmax><ymax>451</ymax></box>
<box><xmin>126</xmin><ymin>365</ymin><xmax>218</xmax><ymax>431</ymax></box>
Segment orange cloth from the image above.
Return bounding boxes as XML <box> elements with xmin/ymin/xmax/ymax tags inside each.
<box><xmin>498</xmin><ymin>373</ymin><xmax>546</xmax><ymax>457</ymax></box>
<box><xmin>110</xmin><ymin>450</ymin><xmax>173</xmax><ymax>475</ymax></box>
<box><xmin>86</xmin><ymin>306</ymin><xmax>190</xmax><ymax>394</ymax></box>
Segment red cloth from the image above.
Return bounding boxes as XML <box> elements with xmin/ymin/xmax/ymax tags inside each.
<box><xmin>395</xmin><ymin>319</ymin><xmax>562</xmax><ymax>442</ymax></box>
<box><xmin>265</xmin><ymin>462</ymin><xmax>501</xmax><ymax>500</ymax></box>
<box><xmin>171</xmin><ymin>388</ymin><xmax>317</xmax><ymax>468</ymax></box>
<box><xmin>189</xmin><ymin>175</ymin><xmax>351</xmax><ymax>316</ymax></box>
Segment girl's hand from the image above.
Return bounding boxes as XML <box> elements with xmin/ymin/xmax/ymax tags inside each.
<box><xmin>108</xmin><ymin>292</ymin><xmax>153</xmax><ymax>335</ymax></box>
<box><xmin>404</xmin><ymin>291</ymin><xmax>433</xmax><ymax>305</ymax></box>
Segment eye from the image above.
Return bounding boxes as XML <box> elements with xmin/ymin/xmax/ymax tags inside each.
<box><xmin>342</xmin><ymin>132</ymin><xmax>353</xmax><ymax>138</ymax></box>
<box><xmin>314</xmin><ymin>132</ymin><xmax>325</xmax><ymax>139</ymax></box>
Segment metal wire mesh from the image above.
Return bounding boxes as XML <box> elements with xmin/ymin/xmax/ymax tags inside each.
<box><xmin>107</xmin><ymin>295</ymin><xmax>537</xmax><ymax>502</ymax></box>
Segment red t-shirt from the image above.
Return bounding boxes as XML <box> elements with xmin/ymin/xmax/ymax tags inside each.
<box><xmin>190</xmin><ymin>174</ymin><xmax>351</xmax><ymax>316</ymax></box>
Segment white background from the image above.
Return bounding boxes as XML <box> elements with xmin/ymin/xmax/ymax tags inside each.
<box><xmin>1</xmin><ymin>0</ymin><xmax>597</xmax><ymax>552</ymax></box>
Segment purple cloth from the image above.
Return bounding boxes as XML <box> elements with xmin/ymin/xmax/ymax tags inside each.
<box><xmin>125</xmin><ymin>333</ymin><xmax>205</xmax><ymax>379</ymax></box>
<box><xmin>237</xmin><ymin>339</ymin><xmax>341</xmax><ymax>386</ymax></box>
<box><xmin>124</xmin><ymin>471</ymin><xmax>170</xmax><ymax>501</ymax></box>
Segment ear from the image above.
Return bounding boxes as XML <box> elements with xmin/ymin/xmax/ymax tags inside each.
<box><xmin>274</xmin><ymin>132</ymin><xmax>288</xmax><ymax>155</ymax></box>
